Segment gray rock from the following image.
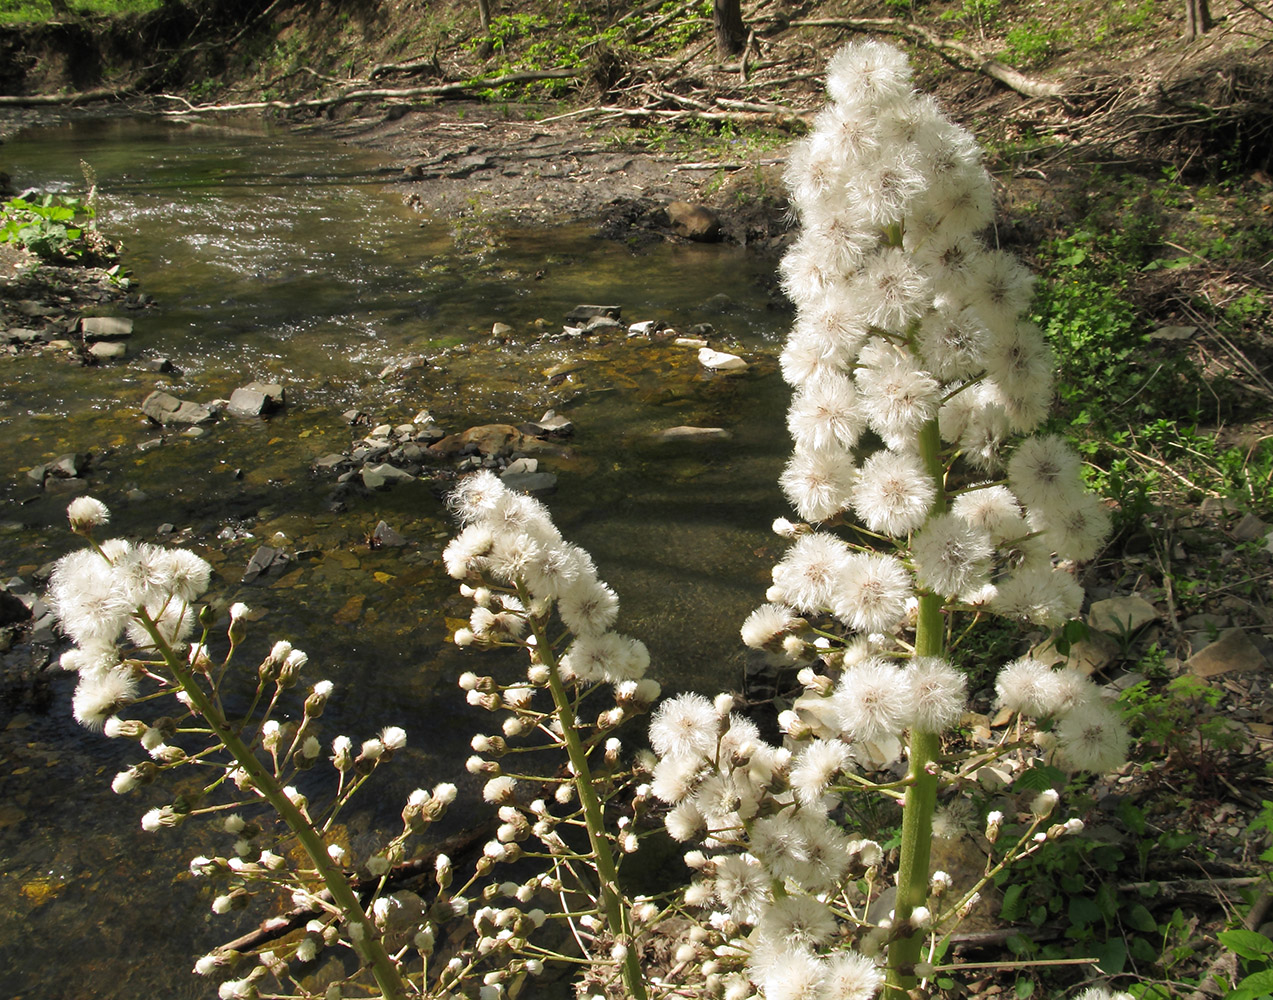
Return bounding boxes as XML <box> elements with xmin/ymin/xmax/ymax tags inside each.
<box><xmin>1088</xmin><ymin>596</ymin><xmax>1159</xmax><ymax>636</ymax></box>
<box><xmin>6</xmin><ymin>328</ymin><xmax>39</xmax><ymax>343</ymax></box>
<box><xmin>88</xmin><ymin>341</ymin><xmax>127</xmax><ymax>360</ymax></box>
<box><xmin>698</xmin><ymin>347</ymin><xmax>748</xmax><ymax>372</ymax></box>
<box><xmin>525</xmin><ymin>410</ymin><xmax>574</xmax><ymax>438</ymax></box>
<box><xmin>665</xmin><ymin>201</ymin><xmax>722</xmax><ymax>242</ymax></box>
<box><xmin>379</xmin><ymin>356</ymin><xmax>428</xmax><ymax>380</ymax></box>
<box><xmin>227</xmin><ymin>382</ymin><xmax>285</xmax><ymax>418</ymax></box>
<box><xmin>585</xmin><ymin>316</ymin><xmax>624</xmax><ymax>334</ymax></box>
<box><xmin>655</xmin><ymin>426</ymin><xmax>732</xmax><ymax>443</ymax></box>
<box><xmin>502</xmin><ymin>457</ymin><xmax>539</xmax><ymax>477</ymax></box>
<box><xmin>143</xmin><ymin>390</ymin><xmax>216</xmax><ymax>426</ymax></box>
<box><xmin>373</xmin><ymin>520</ymin><xmax>407</xmax><ymax>547</ymax></box>
<box><xmin>701</xmin><ymin>293</ymin><xmax>734</xmax><ymax>313</ymax></box>
<box><xmin>501</xmin><ymin>471</ymin><xmax>558</xmax><ymax>495</ymax></box>
<box><xmin>492</xmin><ymin>322</ymin><xmax>514</xmax><ymax>338</ymax></box>
<box><xmin>566</xmin><ymin>305</ymin><xmax>621</xmax><ymax>323</ymax></box>
<box><xmin>1186</xmin><ymin>628</ymin><xmax>1268</xmax><ymax>677</ymax></box>
<box><xmin>80</xmin><ymin>316</ymin><xmax>134</xmax><ymax>339</ymax></box>
<box><xmin>48</xmin><ymin>454</ymin><xmax>86</xmax><ymax>478</ymax></box>
<box><xmin>1234</xmin><ymin>513</ymin><xmax>1269</xmax><ymax>542</ymax></box>
<box><xmin>26</xmin><ymin>465</ymin><xmax>47</xmax><ymax>485</ymax></box>
<box><xmin>362</xmin><ymin>463</ymin><xmax>415</xmax><ymax>489</ymax></box>
<box><xmin>242</xmin><ymin>545</ymin><xmax>286</xmax><ymax>584</ymax></box>
<box><xmin>137</xmin><ymin>438</ymin><xmax>163</xmax><ymax>452</ymax></box>
<box><xmin>182</xmin><ymin>426</ymin><xmax>205</xmax><ymax>438</ymax></box>
<box><xmin>313</xmin><ymin>453</ymin><xmax>348</xmax><ymax>471</ymax></box>
<box><xmin>628</xmin><ymin>321</ymin><xmax>657</xmax><ymax>337</ymax></box>
<box><xmin>0</xmin><ymin>589</ymin><xmax>31</xmax><ymax>626</ymax></box>
<box><xmin>141</xmin><ymin>357</ymin><xmax>180</xmax><ymax>374</ymax></box>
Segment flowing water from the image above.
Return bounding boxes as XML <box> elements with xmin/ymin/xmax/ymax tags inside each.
<box><xmin>0</xmin><ymin>114</ymin><xmax>793</xmax><ymax>997</ymax></box>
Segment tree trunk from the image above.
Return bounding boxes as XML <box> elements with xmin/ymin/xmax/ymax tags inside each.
<box><xmin>477</xmin><ymin>0</ymin><xmax>491</xmax><ymax>32</ymax></box>
<box><xmin>713</xmin><ymin>0</ymin><xmax>746</xmax><ymax>57</ymax></box>
<box><xmin>1185</xmin><ymin>0</ymin><xmax>1212</xmax><ymax>38</ymax></box>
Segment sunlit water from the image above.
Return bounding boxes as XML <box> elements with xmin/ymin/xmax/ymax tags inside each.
<box><xmin>0</xmin><ymin>114</ymin><xmax>794</xmax><ymax>997</ymax></box>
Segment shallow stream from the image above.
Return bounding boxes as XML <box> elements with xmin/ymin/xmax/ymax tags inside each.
<box><xmin>0</xmin><ymin>113</ymin><xmax>794</xmax><ymax>997</ymax></box>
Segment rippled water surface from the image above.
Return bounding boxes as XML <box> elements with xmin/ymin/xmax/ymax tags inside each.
<box><xmin>0</xmin><ymin>114</ymin><xmax>793</xmax><ymax>998</ymax></box>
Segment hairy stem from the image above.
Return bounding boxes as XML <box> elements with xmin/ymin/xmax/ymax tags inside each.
<box><xmin>531</xmin><ymin>621</ymin><xmax>648</xmax><ymax>1000</ymax></box>
<box><xmin>139</xmin><ymin>613</ymin><xmax>409</xmax><ymax>1000</ymax></box>
<box><xmin>886</xmin><ymin>416</ymin><xmax>947</xmax><ymax>998</ymax></box>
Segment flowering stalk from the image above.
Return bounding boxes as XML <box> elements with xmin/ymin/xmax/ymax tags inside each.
<box><xmin>130</xmin><ymin>610</ymin><xmax>410</xmax><ymax>1000</ymax></box>
<box><xmin>443</xmin><ymin>470</ymin><xmax>659</xmax><ymax>999</ymax></box>
<box><xmin>531</xmin><ymin>616</ymin><xmax>649</xmax><ymax>1000</ymax></box>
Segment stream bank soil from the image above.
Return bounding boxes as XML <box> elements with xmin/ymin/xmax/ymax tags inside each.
<box><xmin>299</xmin><ymin>100</ymin><xmax>793</xmax><ymax>246</ymax></box>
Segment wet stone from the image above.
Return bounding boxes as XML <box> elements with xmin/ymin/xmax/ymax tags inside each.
<box><xmin>362</xmin><ymin>463</ymin><xmax>415</xmax><ymax>489</ymax></box>
<box><xmin>565</xmin><ymin>304</ymin><xmax>621</xmax><ymax>323</ymax></box>
<box><xmin>698</xmin><ymin>347</ymin><xmax>747</xmax><ymax>372</ymax></box>
<box><xmin>48</xmin><ymin>453</ymin><xmax>86</xmax><ymax>478</ymax></box>
<box><xmin>88</xmin><ymin>341</ymin><xmax>126</xmax><ymax>360</ymax></box>
<box><xmin>143</xmin><ymin>390</ymin><xmax>216</xmax><ymax>426</ymax></box>
<box><xmin>502</xmin><ymin>471</ymin><xmax>557</xmax><ymax>495</ymax></box>
<box><xmin>79</xmin><ymin>316</ymin><xmax>134</xmax><ymax>339</ymax></box>
<box><xmin>242</xmin><ymin>545</ymin><xmax>287</xmax><ymax>584</ymax></box>
<box><xmin>373</xmin><ymin>521</ymin><xmax>407</xmax><ymax>547</ymax></box>
<box><xmin>313</xmin><ymin>453</ymin><xmax>347</xmax><ymax>471</ymax></box>
<box><xmin>655</xmin><ymin>425</ymin><xmax>732</xmax><ymax>443</ymax></box>
<box><xmin>227</xmin><ymin>382</ymin><xmax>285</xmax><ymax>418</ymax></box>
<box><xmin>525</xmin><ymin>410</ymin><xmax>573</xmax><ymax>437</ymax></box>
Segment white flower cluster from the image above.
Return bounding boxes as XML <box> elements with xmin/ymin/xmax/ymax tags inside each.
<box><xmin>765</xmin><ymin>38</ymin><xmax>1109</xmax><ymax>646</ymax></box>
<box><xmin>648</xmin><ymin>692</ymin><xmax>887</xmax><ymax>1000</ymax></box>
<box><xmin>444</xmin><ymin>469</ymin><xmax>659</xmax><ymax>696</ymax></box>
<box><xmin>48</xmin><ymin>499</ymin><xmax>213</xmax><ymax>731</ymax></box>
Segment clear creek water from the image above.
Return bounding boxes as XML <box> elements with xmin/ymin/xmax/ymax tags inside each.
<box><xmin>0</xmin><ymin>114</ymin><xmax>794</xmax><ymax>997</ymax></box>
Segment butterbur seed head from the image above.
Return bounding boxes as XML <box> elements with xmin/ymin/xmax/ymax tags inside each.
<box><xmin>67</xmin><ymin>496</ymin><xmax>111</xmax><ymax>533</ymax></box>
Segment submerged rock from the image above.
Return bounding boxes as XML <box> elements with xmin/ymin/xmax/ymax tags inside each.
<box><xmin>143</xmin><ymin>390</ymin><xmax>216</xmax><ymax>426</ymax></box>
<box><xmin>80</xmin><ymin>316</ymin><xmax>134</xmax><ymax>339</ymax></box>
<box><xmin>698</xmin><ymin>347</ymin><xmax>748</xmax><ymax>372</ymax></box>
<box><xmin>664</xmin><ymin>201</ymin><xmax>721</xmax><ymax>242</ymax></box>
<box><xmin>566</xmin><ymin>304</ymin><xmax>621</xmax><ymax>323</ymax></box>
<box><xmin>654</xmin><ymin>426</ymin><xmax>731</xmax><ymax>443</ymax></box>
<box><xmin>228</xmin><ymin>382</ymin><xmax>286</xmax><ymax>418</ymax></box>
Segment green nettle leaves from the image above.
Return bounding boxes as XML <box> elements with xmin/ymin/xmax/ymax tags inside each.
<box><xmin>1</xmin><ymin>194</ymin><xmax>94</xmax><ymax>260</ymax></box>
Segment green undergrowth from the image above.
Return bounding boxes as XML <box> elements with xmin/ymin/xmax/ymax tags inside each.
<box><xmin>0</xmin><ymin>0</ymin><xmax>161</xmax><ymax>25</ymax></box>
<box><xmin>1028</xmin><ymin>164</ymin><xmax>1273</xmax><ymax>529</ymax></box>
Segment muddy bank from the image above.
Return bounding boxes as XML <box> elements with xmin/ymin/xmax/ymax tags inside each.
<box><xmin>306</xmin><ymin>100</ymin><xmax>793</xmax><ymax>245</ymax></box>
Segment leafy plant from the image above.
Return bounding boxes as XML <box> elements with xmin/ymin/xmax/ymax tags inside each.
<box><xmin>1</xmin><ymin>193</ymin><xmax>95</xmax><ymax>260</ymax></box>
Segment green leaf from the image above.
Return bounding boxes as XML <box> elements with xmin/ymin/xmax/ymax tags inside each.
<box><xmin>1001</xmin><ymin>883</ymin><xmax>1026</xmax><ymax>921</ymax></box>
<box><xmin>1069</xmin><ymin>896</ymin><xmax>1102</xmax><ymax>927</ymax></box>
<box><xmin>1095</xmin><ymin>936</ymin><xmax>1127</xmax><ymax>974</ymax></box>
<box><xmin>1015</xmin><ymin>979</ymin><xmax>1036</xmax><ymax>999</ymax></box>
<box><xmin>1006</xmin><ymin>933</ymin><xmax>1035</xmax><ymax>956</ymax></box>
<box><xmin>1126</xmin><ymin>903</ymin><xmax>1157</xmax><ymax>933</ymax></box>
<box><xmin>1014</xmin><ymin>763</ymin><xmax>1065</xmax><ymax>792</ymax></box>
<box><xmin>1238</xmin><ymin>969</ymin><xmax>1273</xmax><ymax>992</ymax></box>
<box><xmin>1130</xmin><ymin>936</ymin><xmax>1159</xmax><ymax>962</ymax></box>
<box><xmin>1221</xmin><ymin>929</ymin><xmax>1273</xmax><ymax>962</ymax></box>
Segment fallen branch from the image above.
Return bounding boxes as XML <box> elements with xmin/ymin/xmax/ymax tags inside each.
<box><xmin>155</xmin><ymin>69</ymin><xmax>584</xmax><ymax>114</ymax></box>
<box><xmin>213</xmin><ymin>822</ymin><xmax>495</xmax><ymax>957</ymax></box>
<box><xmin>786</xmin><ymin>17</ymin><xmax>1065</xmax><ymax>99</ymax></box>
<box><xmin>0</xmin><ymin>87</ymin><xmax>132</xmax><ymax>106</ymax></box>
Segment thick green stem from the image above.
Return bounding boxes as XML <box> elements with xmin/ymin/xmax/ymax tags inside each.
<box><xmin>885</xmin><ymin>418</ymin><xmax>947</xmax><ymax>998</ymax></box>
<box><xmin>538</xmin><ymin>644</ymin><xmax>648</xmax><ymax>1000</ymax></box>
<box><xmin>141</xmin><ymin>617</ymin><xmax>409</xmax><ymax>1000</ymax></box>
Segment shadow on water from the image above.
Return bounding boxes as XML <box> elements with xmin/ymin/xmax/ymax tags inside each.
<box><xmin>0</xmin><ymin>114</ymin><xmax>793</xmax><ymax>998</ymax></box>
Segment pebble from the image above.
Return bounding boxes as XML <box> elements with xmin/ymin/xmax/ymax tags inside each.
<box><xmin>697</xmin><ymin>347</ymin><xmax>747</xmax><ymax>371</ymax></box>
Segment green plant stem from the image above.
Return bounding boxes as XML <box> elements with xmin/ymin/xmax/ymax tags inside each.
<box><xmin>886</xmin><ymin>416</ymin><xmax>947</xmax><ymax>999</ymax></box>
<box><xmin>138</xmin><ymin>613</ymin><xmax>409</xmax><ymax>1000</ymax></box>
<box><xmin>533</xmin><ymin>625</ymin><xmax>648</xmax><ymax>1000</ymax></box>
